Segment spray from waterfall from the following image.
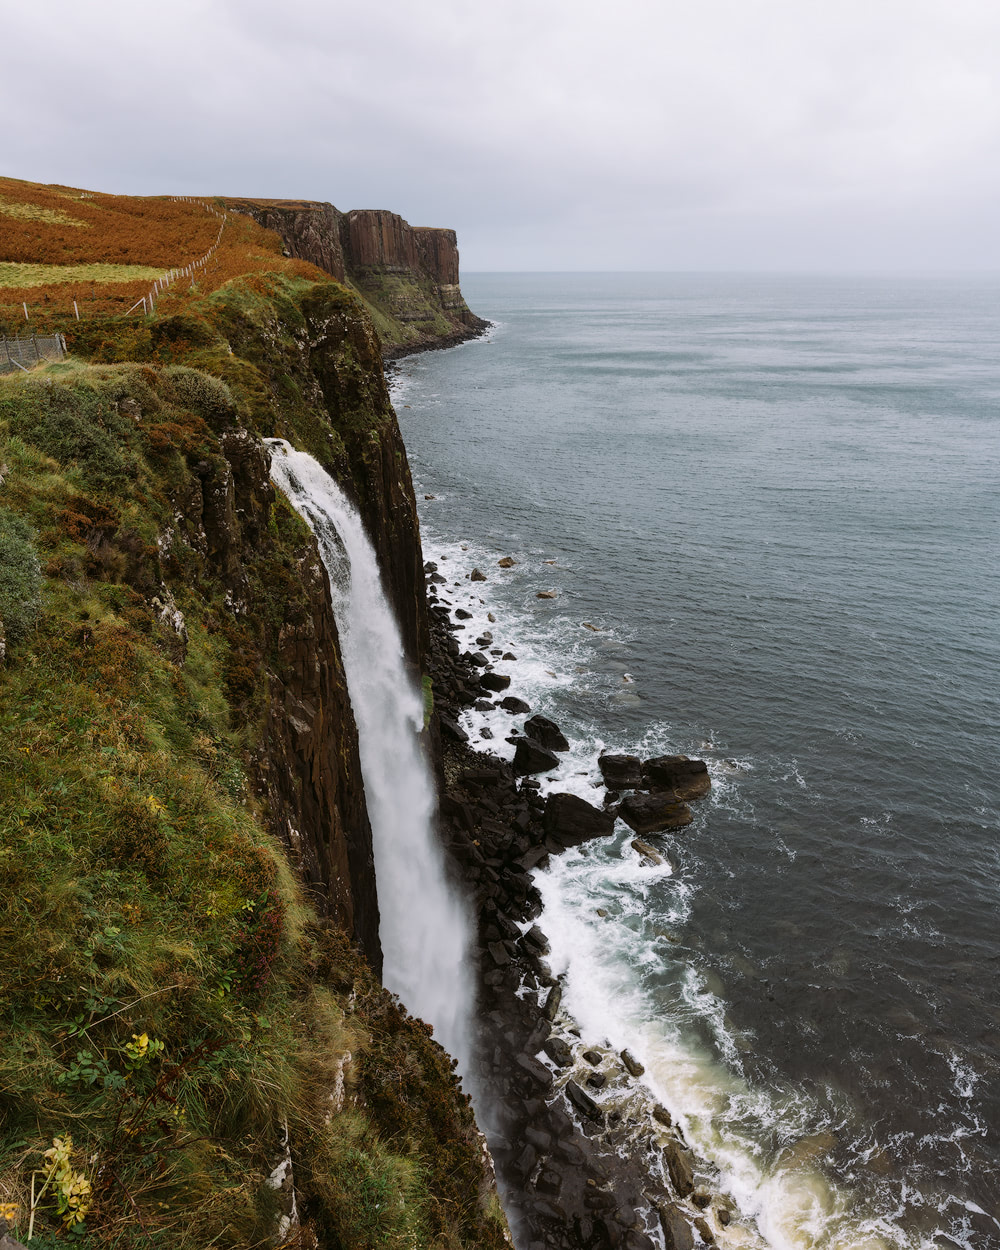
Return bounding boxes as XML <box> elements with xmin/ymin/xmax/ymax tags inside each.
<box><xmin>268</xmin><ymin>439</ymin><xmax>471</xmax><ymax>1072</ymax></box>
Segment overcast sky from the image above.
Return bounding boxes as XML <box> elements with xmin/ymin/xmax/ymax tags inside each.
<box><xmin>4</xmin><ymin>0</ymin><xmax>999</xmax><ymax>270</ymax></box>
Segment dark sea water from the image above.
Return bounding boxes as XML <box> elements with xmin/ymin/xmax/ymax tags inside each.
<box><xmin>391</xmin><ymin>274</ymin><xmax>1000</xmax><ymax>1250</ymax></box>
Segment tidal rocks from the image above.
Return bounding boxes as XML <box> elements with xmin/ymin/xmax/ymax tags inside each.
<box><xmin>513</xmin><ymin>737</ymin><xmax>560</xmax><ymax>775</ymax></box>
<box><xmin>544</xmin><ymin>792</ymin><xmax>616</xmax><ymax>847</ymax></box>
<box><xmin>543</xmin><ymin>1036</ymin><xmax>574</xmax><ymax>1067</ymax></box>
<box><xmin>536</xmin><ymin>590</ymin><xmax>558</xmax><ymax>599</ymax></box>
<box><xmin>480</xmin><ymin>671</ymin><xmax>512</xmax><ymax>693</ymax></box>
<box><xmin>498</xmin><ymin>556</ymin><xmax>517</xmax><ymax>568</ymax></box>
<box><xmin>659</xmin><ymin>1205</ymin><xmax>695</xmax><ymax>1250</ymax></box>
<box><xmin>621</xmin><ymin>1050</ymin><xmax>645</xmax><ymax>1078</ymax></box>
<box><xmin>630</xmin><ymin>838</ymin><xmax>664</xmax><ymax>865</ymax></box>
<box><xmin>564</xmin><ymin>1079</ymin><xmax>603</xmax><ymax>1121</ymax></box>
<box><xmin>619</xmin><ymin>793</ymin><xmax>693</xmax><ymax>835</ymax></box>
<box><xmin>598</xmin><ymin>753</ymin><xmax>643</xmax><ymax>789</ymax></box>
<box><xmin>500</xmin><ymin>695</ymin><xmax>531</xmax><ymax>714</ymax></box>
<box><xmin>642</xmin><ymin>755</ymin><xmax>711</xmax><ymax>800</ymax></box>
<box><xmin>663</xmin><ymin>1140</ymin><xmax>695</xmax><ymax>1199</ymax></box>
<box><xmin>524</xmin><ymin>714</ymin><xmax>570</xmax><ymax>752</ymax></box>
<box><xmin>470</xmin><ymin>567</ymin><xmax>487</xmax><ymax>582</ymax></box>
<box><xmin>439</xmin><ymin>714</ymin><xmax>469</xmax><ymax>744</ymax></box>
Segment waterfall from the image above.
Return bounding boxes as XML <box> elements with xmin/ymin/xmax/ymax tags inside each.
<box><xmin>268</xmin><ymin>439</ymin><xmax>470</xmax><ymax>1071</ymax></box>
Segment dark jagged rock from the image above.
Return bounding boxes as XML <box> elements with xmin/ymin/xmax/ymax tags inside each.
<box><xmin>621</xmin><ymin>1050</ymin><xmax>645</xmax><ymax>1078</ymax></box>
<box><xmin>513</xmin><ymin>737</ymin><xmax>560</xmax><ymax>775</ymax></box>
<box><xmin>500</xmin><ymin>695</ymin><xmax>532</xmax><ymax>714</ymax></box>
<box><xmin>641</xmin><ymin>755</ymin><xmax>712</xmax><ymax>801</ymax></box>
<box><xmin>598</xmin><ymin>753</ymin><xmax>643</xmax><ymax>789</ymax></box>
<box><xmin>631</xmin><ymin>838</ymin><xmax>664</xmax><ymax>865</ymax></box>
<box><xmin>565</xmin><ymin>1080</ymin><xmax>603</xmax><ymax>1121</ymax></box>
<box><xmin>544</xmin><ymin>792</ymin><xmax>616</xmax><ymax>847</ymax></box>
<box><xmin>693</xmin><ymin>1216</ymin><xmax>716</xmax><ymax>1244</ymax></box>
<box><xmin>439</xmin><ymin>714</ymin><xmax>469</xmax><ymax>744</ymax></box>
<box><xmin>543</xmin><ymin>1036</ymin><xmax>574</xmax><ymax>1067</ymax></box>
<box><xmin>663</xmin><ymin>1140</ymin><xmax>695</xmax><ymax>1198</ymax></box>
<box><xmin>524</xmin><ymin>714</ymin><xmax>570</xmax><ymax>752</ymax></box>
<box><xmin>619</xmin><ymin>793</ymin><xmax>694</xmax><ymax>835</ymax></box>
<box><xmin>659</xmin><ymin>1205</ymin><xmax>695</xmax><ymax>1250</ymax></box>
<box><xmin>481</xmin><ymin>671</ymin><xmax>512</xmax><ymax>693</ymax></box>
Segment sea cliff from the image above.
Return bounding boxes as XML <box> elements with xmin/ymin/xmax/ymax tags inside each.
<box><xmin>0</xmin><ymin>179</ymin><xmax>503</xmax><ymax>1248</ymax></box>
<box><xmin>225</xmin><ymin>197</ymin><xmax>489</xmax><ymax>357</ymax></box>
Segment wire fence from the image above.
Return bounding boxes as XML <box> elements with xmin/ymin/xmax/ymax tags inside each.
<box><xmin>126</xmin><ymin>199</ymin><xmax>228</xmax><ymax>317</ymax></box>
<box><xmin>0</xmin><ymin>332</ymin><xmax>67</xmax><ymax>375</ymax></box>
<box><xmin>9</xmin><ymin>198</ymin><xmax>230</xmax><ymax>324</ymax></box>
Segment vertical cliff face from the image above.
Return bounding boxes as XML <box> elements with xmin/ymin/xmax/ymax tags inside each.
<box><xmin>0</xmin><ymin>183</ymin><xmax>510</xmax><ymax>1250</ymax></box>
<box><xmin>227</xmin><ymin>198</ymin><xmax>489</xmax><ymax>357</ymax></box>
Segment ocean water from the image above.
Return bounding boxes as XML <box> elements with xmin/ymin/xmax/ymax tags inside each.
<box><xmin>391</xmin><ymin>273</ymin><xmax>1000</xmax><ymax>1249</ymax></box>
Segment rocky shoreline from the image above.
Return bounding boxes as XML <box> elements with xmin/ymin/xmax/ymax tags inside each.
<box><xmin>424</xmin><ymin>562</ymin><xmax>738</xmax><ymax>1250</ymax></box>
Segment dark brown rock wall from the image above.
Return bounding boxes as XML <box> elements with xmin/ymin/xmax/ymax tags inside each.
<box><xmin>300</xmin><ymin>284</ymin><xmax>429</xmax><ymax>668</ymax></box>
<box><xmin>414</xmin><ymin>226</ymin><xmax>460</xmax><ymax>285</ymax></box>
<box><xmin>176</xmin><ymin>417</ymin><xmax>381</xmax><ymax>967</ymax></box>
<box><xmin>229</xmin><ymin>200</ymin><xmax>347</xmax><ymax>282</ymax></box>
<box><xmin>342</xmin><ymin>209</ymin><xmax>420</xmax><ymax>272</ymax></box>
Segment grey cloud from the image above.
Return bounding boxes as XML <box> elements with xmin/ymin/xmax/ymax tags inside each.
<box><xmin>2</xmin><ymin>0</ymin><xmax>998</xmax><ymax>269</ymax></box>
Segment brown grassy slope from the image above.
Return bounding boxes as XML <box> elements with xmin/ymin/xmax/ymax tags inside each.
<box><xmin>0</xmin><ymin>177</ymin><xmax>325</xmax><ymax>326</ymax></box>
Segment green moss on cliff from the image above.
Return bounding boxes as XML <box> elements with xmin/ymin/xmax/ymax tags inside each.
<box><xmin>0</xmin><ymin>274</ymin><xmax>504</xmax><ymax>1248</ymax></box>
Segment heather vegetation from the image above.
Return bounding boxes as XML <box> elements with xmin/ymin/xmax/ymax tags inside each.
<box><xmin>0</xmin><ymin>200</ymin><xmax>506</xmax><ymax>1247</ymax></box>
<box><xmin>0</xmin><ymin>178</ymin><xmax>323</xmax><ymax>325</ymax></box>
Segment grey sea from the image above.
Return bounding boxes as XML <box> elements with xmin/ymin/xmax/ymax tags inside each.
<box><xmin>392</xmin><ymin>273</ymin><xmax>1000</xmax><ymax>1250</ymax></box>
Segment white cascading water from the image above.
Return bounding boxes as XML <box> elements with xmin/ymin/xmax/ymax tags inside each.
<box><xmin>268</xmin><ymin>439</ymin><xmax>470</xmax><ymax>1071</ymax></box>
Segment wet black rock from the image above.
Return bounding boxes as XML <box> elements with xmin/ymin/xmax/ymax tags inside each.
<box><xmin>641</xmin><ymin>755</ymin><xmax>711</xmax><ymax>801</ymax></box>
<box><xmin>500</xmin><ymin>695</ymin><xmax>531</xmax><ymax>714</ymax></box>
<box><xmin>536</xmin><ymin>1168</ymin><xmax>563</xmax><ymax>1196</ymax></box>
<box><xmin>693</xmin><ymin>1216</ymin><xmax>715</xmax><ymax>1244</ymax></box>
<box><xmin>469</xmin><ymin>651</ymin><xmax>490</xmax><ymax>668</ymax></box>
<box><xmin>583</xmin><ymin>1049</ymin><xmax>603</xmax><ymax>1066</ymax></box>
<box><xmin>659</xmin><ymin>1205</ymin><xmax>695</xmax><ymax>1250</ymax></box>
<box><xmin>663</xmin><ymin>1140</ymin><xmax>695</xmax><ymax>1198</ymax></box>
<box><xmin>621</xmin><ymin>1049</ymin><xmax>645</xmax><ymax>1078</ymax></box>
<box><xmin>543</xmin><ymin>1036</ymin><xmax>574</xmax><ymax>1067</ymax></box>
<box><xmin>513</xmin><ymin>737</ymin><xmax>560</xmax><ymax>775</ymax></box>
<box><xmin>516</xmin><ymin>1053</ymin><xmax>554</xmax><ymax>1092</ymax></box>
<box><xmin>524</xmin><ymin>714</ymin><xmax>570</xmax><ymax>752</ymax></box>
<box><xmin>565</xmin><ymin>1079</ymin><xmax>603</xmax><ymax>1121</ymax></box>
<box><xmin>439</xmin><ymin>714</ymin><xmax>469</xmax><ymax>744</ymax></box>
<box><xmin>598</xmin><ymin>752</ymin><xmax>643</xmax><ymax>789</ymax></box>
<box><xmin>619</xmin><ymin>793</ymin><xmax>693</xmax><ymax>835</ymax></box>
<box><xmin>481</xmin><ymin>671</ymin><xmax>512</xmax><ymax>693</ymax></box>
<box><xmin>454</xmin><ymin>607</ymin><xmax>472</xmax><ymax>619</ymax></box>
<box><xmin>544</xmin><ymin>792</ymin><xmax>616</xmax><ymax>847</ymax></box>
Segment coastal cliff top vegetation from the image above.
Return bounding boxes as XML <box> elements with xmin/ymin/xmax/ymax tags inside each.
<box><xmin>0</xmin><ymin>179</ymin><xmax>506</xmax><ymax>1248</ymax></box>
<box><xmin>0</xmin><ymin>176</ymin><xmax>324</xmax><ymax>328</ymax></box>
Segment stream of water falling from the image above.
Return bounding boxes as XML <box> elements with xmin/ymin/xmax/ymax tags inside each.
<box><xmin>267</xmin><ymin>439</ymin><xmax>471</xmax><ymax>1072</ymax></box>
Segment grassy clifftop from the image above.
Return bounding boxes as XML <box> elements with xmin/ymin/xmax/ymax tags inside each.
<box><xmin>0</xmin><ymin>182</ymin><xmax>506</xmax><ymax>1250</ymax></box>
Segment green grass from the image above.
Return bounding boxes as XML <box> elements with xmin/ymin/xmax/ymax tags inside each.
<box><xmin>0</xmin><ymin>197</ymin><xmax>90</xmax><ymax>229</ymax></box>
<box><xmin>0</xmin><ymin>280</ymin><xmax>510</xmax><ymax>1250</ymax></box>
<box><xmin>0</xmin><ymin>263</ymin><xmax>162</xmax><ymax>288</ymax></box>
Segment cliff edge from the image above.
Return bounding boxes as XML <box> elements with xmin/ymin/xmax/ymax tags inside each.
<box><xmin>226</xmin><ymin>198</ymin><xmax>489</xmax><ymax>358</ymax></box>
<box><xmin>0</xmin><ymin>180</ymin><xmax>506</xmax><ymax>1250</ymax></box>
